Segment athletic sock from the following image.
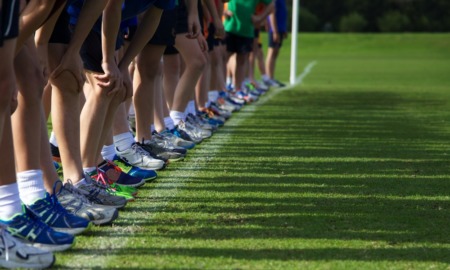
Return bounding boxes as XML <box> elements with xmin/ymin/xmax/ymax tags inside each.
<box><xmin>170</xmin><ymin>110</ymin><xmax>185</xmax><ymax>126</ymax></box>
<box><xmin>83</xmin><ymin>167</ymin><xmax>97</xmax><ymax>176</ymax></box>
<box><xmin>16</xmin><ymin>170</ymin><xmax>47</xmax><ymax>206</ymax></box>
<box><xmin>262</xmin><ymin>74</ymin><xmax>270</xmax><ymax>82</ymax></box>
<box><xmin>208</xmin><ymin>90</ymin><xmax>219</xmax><ymax>103</ymax></box>
<box><xmin>0</xmin><ymin>183</ymin><xmax>23</xmax><ymax>220</ymax></box>
<box><xmin>113</xmin><ymin>132</ymin><xmax>136</xmax><ymax>151</ymax></box>
<box><xmin>185</xmin><ymin>100</ymin><xmax>196</xmax><ymax>115</ymax></box>
<box><xmin>151</xmin><ymin>124</ymin><xmax>155</xmax><ymax>133</ymax></box>
<box><xmin>101</xmin><ymin>144</ymin><xmax>116</xmax><ymax>161</ymax></box>
<box><xmin>164</xmin><ymin>117</ymin><xmax>175</xmax><ymax>130</ymax></box>
<box><xmin>49</xmin><ymin>131</ymin><xmax>58</xmax><ymax>147</ymax></box>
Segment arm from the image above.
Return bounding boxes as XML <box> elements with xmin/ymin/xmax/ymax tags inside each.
<box><xmin>16</xmin><ymin>0</ymin><xmax>57</xmax><ymax>52</ymax></box>
<box><xmin>185</xmin><ymin>0</ymin><xmax>201</xmax><ymax>38</ymax></box>
<box><xmin>118</xmin><ymin>6</ymin><xmax>163</xmax><ymax>98</ymax></box>
<box><xmin>51</xmin><ymin>0</ymin><xmax>110</xmax><ymax>84</ymax></box>
<box><xmin>95</xmin><ymin>0</ymin><xmax>124</xmax><ymax>93</ymax></box>
<box><xmin>202</xmin><ymin>0</ymin><xmax>224</xmax><ymax>39</ymax></box>
<box><xmin>252</xmin><ymin>1</ymin><xmax>274</xmax><ymax>27</ymax></box>
<box><xmin>268</xmin><ymin>8</ymin><xmax>279</xmax><ymax>43</ymax></box>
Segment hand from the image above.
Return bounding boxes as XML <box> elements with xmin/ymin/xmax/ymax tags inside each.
<box><xmin>223</xmin><ymin>10</ymin><xmax>233</xmax><ymax>20</ymax></box>
<box><xmin>186</xmin><ymin>13</ymin><xmax>201</xmax><ymax>39</ymax></box>
<box><xmin>197</xmin><ymin>34</ymin><xmax>208</xmax><ymax>52</ymax></box>
<box><xmin>273</xmin><ymin>32</ymin><xmax>280</xmax><ymax>43</ymax></box>
<box><xmin>50</xmin><ymin>51</ymin><xmax>85</xmax><ymax>90</ymax></box>
<box><xmin>213</xmin><ymin>19</ymin><xmax>225</xmax><ymax>39</ymax></box>
<box><xmin>94</xmin><ymin>60</ymin><xmax>123</xmax><ymax>97</ymax></box>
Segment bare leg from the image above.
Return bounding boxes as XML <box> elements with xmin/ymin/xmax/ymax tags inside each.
<box><xmin>266</xmin><ymin>46</ymin><xmax>280</xmax><ymax>79</ymax></box>
<box><xmin>153</xmin><ymin>61</ymin><xmax>166</xmax><ymax>132</ymax></box>
<box><xmin>195</xmin><ymin>50</ymin><xmax>210</xmax><ymax>110</ymax></box>
<box><xmin>172</xmin><ymin>34</ymin><xmax>206</xmax><ymax>112</ymax></box>
<box><xmin>163</xmin><ymin>53</ymin><xmax>180</xmax><ymax>110</ymax></box>
<box><xmin>49</xmin><ymin>44</ymin><xmax>84</xmax><ymax>182</ymax></box>
<box><xmin>134</xmin><ymin>44</ymin><xmax>165</xmax><ymax>141</ymax></box>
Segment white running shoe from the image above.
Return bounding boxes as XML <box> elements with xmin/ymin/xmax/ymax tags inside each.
<box><xmin>0</xmin><ymin>224</ymin><xmax>55</xmax><ymax>269</ymax></box>
<box><xmin>116</xmin><ymin>143</ymin><xmax>166</xmax><ymax>170</ymax></box>
<box><xmin>57</xmin><ymin>182</ymin><xmax>119</xmax><ymax>225</ymax></box>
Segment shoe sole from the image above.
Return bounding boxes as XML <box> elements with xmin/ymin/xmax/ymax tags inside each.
<box><xmin>53</xmin><ymin>222</ymin><xmax>92</xmax><ymax>235</ymax></box>
<box><xmin>90</xmin><ymin>207</ymin><xmax>119</xmax><ymax>225</ymax></box>
<box><xmin>0</xmin><ymin>255</ymin><xmax>55</xmax><ymax>269</ymax></box>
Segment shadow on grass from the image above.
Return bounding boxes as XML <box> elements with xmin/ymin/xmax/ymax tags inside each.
<box><xmin>68</xmin><ymin>90</ymin><xmax>450</xmax><ymax>265</ymax></box>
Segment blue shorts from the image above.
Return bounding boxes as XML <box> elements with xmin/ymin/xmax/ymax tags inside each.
<box><xmin>0</xmin><ymin>0</ymin><xmax>19</xmax><ymax>46</ymax></box>
<box><xmin>268</xmin><ymin>31</ymin><xmax>286</xmax><ymax>49</ymax></box>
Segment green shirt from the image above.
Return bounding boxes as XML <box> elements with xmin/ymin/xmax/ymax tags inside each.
<box><xmin>224</xmin><ymin>0</ymin><xmax>272</xmax><ymax>38</ymax></box>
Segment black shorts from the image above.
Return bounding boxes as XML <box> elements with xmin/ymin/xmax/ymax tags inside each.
<box><xmin>206</xmin><ymin>23</ymin><xmax>216</xmax><ymax>52</ymax></box>
<box><xmin>164</xmin><ymin>45</ymin><xmax>178</xmax><ymax>55</ymax></box>
<box><xmin>0</xmin><ymin>0</ymin><xmax>20</xmax><ymax>47</ymax></box>
<box><xmin>49</xmin><ymin>9</ymin><xmax>72</xmax><ymax>44</ymax></box>
<box><xmin>225</xmin><ymin>32</ymin><xmax>253</xmax><ymax>54</ymax></box>
<box><xmin>149</xmin><ymin>9</ymin><xmax>176</xmax><ymax>46</ymax></box>
<box><xmin>80</xmin><ymin>30</ymin><xmax>123</xmax><ymax>73</ymax></box>
<box><xmin>268</xmin><ymin>31</ymin><xmax>285</xmax><ymax>49</ymax></box>
<box><xmin>175</xmin><ymin>0</ymin><xmax>203</xmax><ymax>35</ymax></box>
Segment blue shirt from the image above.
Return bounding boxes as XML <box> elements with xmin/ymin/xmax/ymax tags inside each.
<box><xmin>269</xmin><ymin>0</ymin><xmax>288</xmax><ymax>33</ymax></box>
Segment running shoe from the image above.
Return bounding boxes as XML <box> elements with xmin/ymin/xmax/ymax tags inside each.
<box><xmin>112</xmin><ymin>155</ymin><xmax>157</xmax><ymax>182</ymax></box>
<box><xmin>170</xmin><ymin>126</ymin><xmax>197</xmax><ymax>143</ymax></box>
<box><xmin>0</xmin><ymin>224</ymin><xmax>55</xmax><ymax>269</ymax></box>
<box><xmin>176</xmin><ymin>121</ymin><xmax>203</xmax><ymax>144</ymax></box>
<box><xmin>158</xmin><ymin>129</ymin><xmax>195</xmax><ymax>150</ymax></box>
<box><xmin>26</xmin><ymin>191</ymin><xmax>90</xmax><ymax>236</ymax></box>
<box><xmin>92</xmin><ymin>171</ymin><xmax>136</xmax><ymax>202</ymax></box>
<box><xmin>186</xmin><ymin>113</ymin><xmax>217</xmax><ymax>132</ymax></box>
<box><xmin>1</xmin><ymin>207</ymin><xmax>74</xmax><ymax>252</ymax></box>
<box><xmin>185</xmin><ymin>118</ymin><xmax>212</xmax><ymax>139</ymax></box>
<box><xmin>75</xmin><ymin>174</ymin><xmax>127</xmax><ymax>209</ymax></box>
<box><xmin>138</xmin><ymin>139</ymin><xmax>185</xmax><ymax>162</ymax></box>
<box><xmin>151</xmin><ymin>133</ymin><xmax>188</xmax><ymax>155</ymax></box>
<box><xmin>97</xmin><ymin>160</ymin><xmax>145</xmax><ymax>188</ymax></box>
<box><xmin>57</xmin><ymin>182</ymin><xmax>118</xmax><ymax>225</ymax></box>
<box><xmin>116</xmin><ymin>143</ymin><xmax>166</xmax><ymax>171</ymax></box>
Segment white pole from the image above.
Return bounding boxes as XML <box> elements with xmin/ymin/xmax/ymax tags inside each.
<box><xmin>290</xmin><ymin>0</ymin><xmax>300</xmax><ymax>85</ymax></box>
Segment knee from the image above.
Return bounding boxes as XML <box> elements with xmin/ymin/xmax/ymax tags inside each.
<box><xmin>190</xmin><ymin>54</ymin><xmax>207</xmax><ymax>73</ymax></box>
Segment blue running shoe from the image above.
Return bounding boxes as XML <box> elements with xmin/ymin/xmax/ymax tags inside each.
<box><xmin>97</xmin><ymin>160</ymin><xmax>146</xmax><ymax>187</ymax></box>
<box><xmin>2</xmin><ymin>207</ymin><xmax>74</xmax><ymax>252</ymax></box>
<box><xmin>27</xmin><ymin>190</ymin><xmax>91</xmax><ymax>236</ymax></box>
<box><xmin>112</xmin><ymin>155</ymin><xmax>157</xmax><ymax>182</ymax></box>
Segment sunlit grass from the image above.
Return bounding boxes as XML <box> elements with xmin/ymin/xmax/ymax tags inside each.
<box><xmin>54</xmin><ymin>34</ymin><xmax>450</xmax><ymax>269</ymax></box>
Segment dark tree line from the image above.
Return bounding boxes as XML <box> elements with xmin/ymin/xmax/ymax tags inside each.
<box><xmin>285</xmin><ymin>0</ymin><xmax>450</xmax><ymax>32</ymax></box>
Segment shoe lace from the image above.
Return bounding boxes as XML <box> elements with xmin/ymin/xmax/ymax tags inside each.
<box><xmin>131</xmin><ymin>142</ymin><xmax>152</xmax><ymax>157</ymax></box>
<box><xmin>49</xmin><ymin>180</ymin><xmax>70</xmax><ymax>217</ymax></box>
<box><xmin>64</xmin><ymin>180</ymin><xmax>91</xmax><ymax>204</ymax></box>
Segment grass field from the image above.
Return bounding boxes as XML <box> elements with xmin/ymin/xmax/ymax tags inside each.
<box><xmin>55</xmin><ymin>34</ymin><xmax>450</xmax><ymax>269</ymax></box>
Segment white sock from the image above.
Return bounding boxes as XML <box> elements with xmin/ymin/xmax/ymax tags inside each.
<box><xmin>0</xmin><ymin>183</ymin><xmax>23</xmax><ymax>220</ymax></box>
<box><xmin>74</xmin><ymin>178</ymin><xmax>87</xmax><ymax>188</ymax></box>
<box><xmin>170</xmin><ymin>110</ymin><xmax>185</xmax><ymax>126</ymax></box>
<box><xmin>113</xmin><ymin>132</ymin><xmax>135</xmax><ymax>151</ymax></box>
<box><xmin>101</xmin><ymin>144</ymin><xmax>116</xmax><ymax>161</ymax></box>
<box><xmin>49</xmin><ymin>131</ymin><xmax>58</xmax><ymax>147</ymax></box>
<box><xmin>16</xmin><ymin>170</ymin><xmax>46</xmax><ymax>206</ymax></box>
<box><xmin>164</xmin><ymin>117</ymin><xmax>175</xmax><ymax>130</ymax></box>
<box><xmin>185</xmin><ymin>100</ymin><xmax>196</xmax><ymax>115</ymax></box>
<box><xmin>83</xmin><ymin>167</ymin><xmax>97</xmax><ymax>175</ymax></box>
<box><xmin>262</xmin><ymin>74</ymin><xmax>270</xmax><ymax>81</ymax></box>
<box><xmin>151</xmin><ymin>124</ymin><xmax>155</xmax><ymax>133</ymax></box>
<box><xmin>226</xmin><ymin>76</ymin><xmax>232</xmax><ymax>85</ymax></box>
<box><xmin>208</xmin><ymin>90</ymin><xmax>219</xmax><ymax>103</ymax></box>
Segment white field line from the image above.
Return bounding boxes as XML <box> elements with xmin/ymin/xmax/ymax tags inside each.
<box><xmin>71</xmin><ymin>61</ymin><xmax>317</xmax><ymax>268</ymax></box>
<box><xmin>146</xmin><ymin>60</ymin><xmax>317</xmax><ymax>209</ymax></box>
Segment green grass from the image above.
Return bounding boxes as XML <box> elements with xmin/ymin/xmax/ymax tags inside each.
<box><xmin>55</xmin><ymin>34</ymin><xmax>450</xmax><ymax>269</ymax></box>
